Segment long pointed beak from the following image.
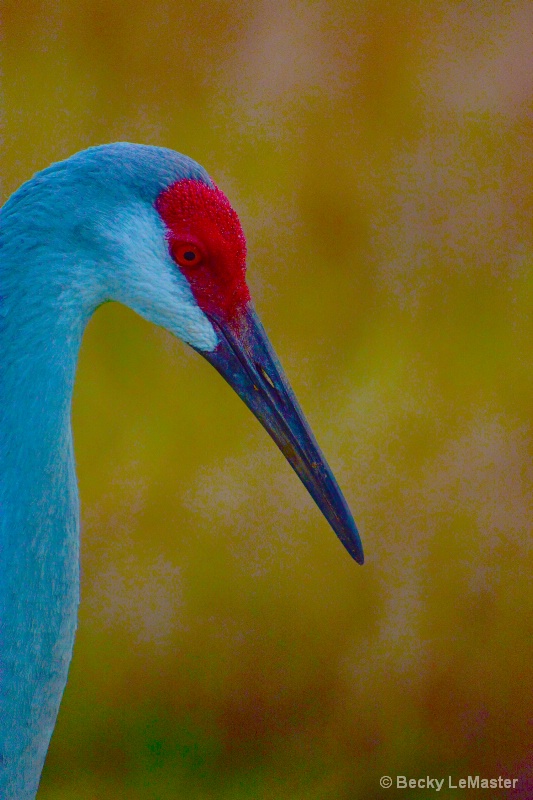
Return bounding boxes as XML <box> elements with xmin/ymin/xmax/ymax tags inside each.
<box><xmin>196</xmin><ymin>303</ymin><xmax>364</xmax><ymax>564</ymax></box>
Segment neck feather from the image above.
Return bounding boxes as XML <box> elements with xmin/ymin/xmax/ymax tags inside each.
<box><xmin>0</xmin><ymin>242</ymin><xmax>95</xmax><ymax>798</ymax></box>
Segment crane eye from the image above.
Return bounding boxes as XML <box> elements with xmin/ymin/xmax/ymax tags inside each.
<box><xmin>172</xmin><ymin>242</ymin><xmax>203</xmax><ymax>268</ymax></box>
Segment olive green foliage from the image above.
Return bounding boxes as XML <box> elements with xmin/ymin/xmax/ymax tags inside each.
<box><xmin>2</xmin><ymin>1</ymin><xmax>531</xmax><ymax>797</ymax></box>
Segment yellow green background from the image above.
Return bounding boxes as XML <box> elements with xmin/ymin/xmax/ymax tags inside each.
<box><xmin>2</xmin><ymin>1</ymin><xmax>532</xmax><ymax>797</ymax></box>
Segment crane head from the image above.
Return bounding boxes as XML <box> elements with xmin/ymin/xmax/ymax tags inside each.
<box><xmin>10</xmin><ymin>143</ymin><xmax>363</xmax><ymax>563</ymax></box>
<box><xmin>152</xmin><ymin>172</ymin><xmax>364</xmax><ymax>564</ymax></box>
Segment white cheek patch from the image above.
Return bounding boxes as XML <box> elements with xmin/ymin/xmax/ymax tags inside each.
<box><xmin>98</xmin><ymin>202</ymin><xmax>218</xmax><ymax>351</ymax></box>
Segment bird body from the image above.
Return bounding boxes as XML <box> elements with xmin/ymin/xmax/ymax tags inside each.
<box><xmin>0</xmin><ymin>144</ymin><xmax>362</xmax><ymax>798</ymax></box>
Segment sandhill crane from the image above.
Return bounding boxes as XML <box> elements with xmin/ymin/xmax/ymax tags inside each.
<box><xmin>0</xmin><ymin>143</ymin><xmax>363</xmax><ymax>798</ymax></box>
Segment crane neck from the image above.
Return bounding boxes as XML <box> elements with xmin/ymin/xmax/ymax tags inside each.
<box><xmin>0</xmin><ymin>235</ymin><xmax>97</xmax><ymax>799</ymax></box>
<box><xmin>0</xmin><ymin>142</ymin><xmax>213</xmax><ymax>798</ymax></box>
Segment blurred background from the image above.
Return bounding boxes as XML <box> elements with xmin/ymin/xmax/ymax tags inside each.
<box><xmin>2</xmin><ymin>1</ymin><xmax>532</xmax><ymax>797</ymax></box>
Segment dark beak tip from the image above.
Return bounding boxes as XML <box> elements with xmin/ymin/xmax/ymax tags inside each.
<box><xmin>345</xmin><ymin>530</ymin><xmax>365</xmax><ymax>565</ymax></box>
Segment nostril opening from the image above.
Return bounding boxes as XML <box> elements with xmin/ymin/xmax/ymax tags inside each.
<box><xmin>255</xmin><ymin>362</ymin><xmax>284</xmax><ymax>403</ymax></box>
<box><xmin>257</xmin><ymin>363</ymin><xmax>275</xmax><ymax>389</ymax></box>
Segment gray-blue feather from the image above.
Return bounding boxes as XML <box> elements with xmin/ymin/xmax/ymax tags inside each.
<box><xmin>2</xmin><ymin>142</ymin><xmax>211</xmax><ymax>223</ymax></box>
<box><xmin>0</xmin><ymin>144</ymin><xmax>215</xmax><ymax>799</ymax></box>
